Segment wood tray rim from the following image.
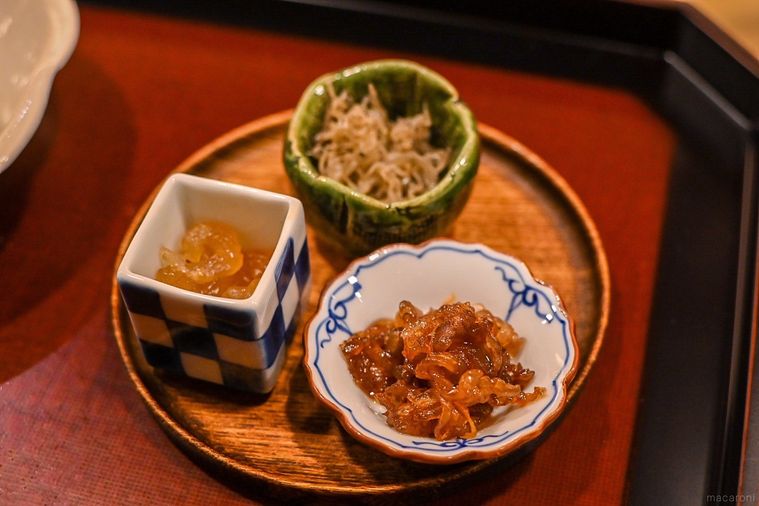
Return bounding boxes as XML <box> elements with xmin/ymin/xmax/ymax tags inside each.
<box><xmin>110</xmin><ymin>110</ymin><xmax>610</xmax><ymax>495</ymax></box>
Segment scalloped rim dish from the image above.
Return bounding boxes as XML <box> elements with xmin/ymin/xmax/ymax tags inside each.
<box><xmin>303</xmin><ymin>239</ymin><xmax>579</xmax><ymax>464</ymax></box>
<box><xmin>0</xmin><ymin>0</ymin><xmax>79</xmax><ymax>172</ymax></box>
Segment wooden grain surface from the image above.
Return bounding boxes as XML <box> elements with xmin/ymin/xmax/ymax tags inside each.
<box><xmin>111</xmin><ymin>113</ymin><xmax>608</xmax><ymax>497</ymax></box>
<box><xmin>0</xmin><ymin>5</ymin><xmax>674</xmax><ymax>505</ymax></box>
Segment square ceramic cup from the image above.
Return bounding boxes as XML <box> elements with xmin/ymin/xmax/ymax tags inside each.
<box><xmin>117</xmin><ymin>173</ymin><xmax>310</xmax><ymax>393</ymax></box>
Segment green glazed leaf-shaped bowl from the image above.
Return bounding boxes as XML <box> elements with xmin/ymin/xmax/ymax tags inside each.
<box><xmin>283</xmin><ymin>59</ymin><xmax>480</xmax><ymax>257</ymax></box>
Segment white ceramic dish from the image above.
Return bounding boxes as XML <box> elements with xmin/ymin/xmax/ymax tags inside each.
<box><xmin>304</xmin><ymin>239</ymin><xmax>578</xmax><ymax>463</ymax></box>
<box><xmin>0</xmin><ymin>0</ymin><xmax>79</xmax><ymax>172</ymax></box>
<box><xmin>117</xmin><ymin>174</ymin><xmax>311</xmax><ymax>393</ymax></box>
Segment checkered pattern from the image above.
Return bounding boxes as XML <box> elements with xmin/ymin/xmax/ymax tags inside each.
<box><xmin>119</xmin><ymin>237</ymin><xmax>310</xmax><ymax>393</ymax></box>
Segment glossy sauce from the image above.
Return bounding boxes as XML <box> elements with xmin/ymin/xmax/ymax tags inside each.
<box><xmin>156</xmin><ymin>221</ymin><xmax>270</xmax><ymax>299</ymax></box>
<box><xmin>341</xmin><ymin>301</ymin><xmax>543</xmax><ymax>440</ymax></box>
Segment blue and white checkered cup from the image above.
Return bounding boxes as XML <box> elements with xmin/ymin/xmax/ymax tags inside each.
<box><xmin>117</xmin><ymin>174</ymin><xmax>310</xmax><ymax>393</ymax></box>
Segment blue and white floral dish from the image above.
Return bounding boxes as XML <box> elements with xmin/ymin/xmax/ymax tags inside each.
<box><xmin>303</xmin><ymin>239</ymin><xmax>578</xmax><ymax>463</ymax></box>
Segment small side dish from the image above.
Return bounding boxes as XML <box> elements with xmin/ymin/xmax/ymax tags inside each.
<box><xmin>117</xmin><ymin>174</ymin><xmax>310</xmax><ymax>393</ymax></box>
<box><xmin>284</xmin><ymin>59</ymin><xmax>480</xmax><ymax>257</ymax></box>
<box><xmin>341</xmin><ymin>300</ymin><xmax>544</xmax><ymax>441</ymax></box>
<box><xmin>303</xmin><ymin>239</ymin><xmax>578</xmax><ymax>463</ymax></box>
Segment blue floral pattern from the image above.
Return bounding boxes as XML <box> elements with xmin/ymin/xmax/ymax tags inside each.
<box><xmin>317</xmin><ymin>277</ymin><xmax>361</xmax><ymax>349</ymax></box>
<box><xmin>495</xmin><ymin>265</ymin><xmax>560</xmax><ymax>324</ymax></box>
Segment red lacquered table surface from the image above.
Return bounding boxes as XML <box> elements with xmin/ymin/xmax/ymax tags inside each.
<box><xmin>0</xmin><ymin>5</ymin><xmax>675</xmax><ymax>504</ymax></box>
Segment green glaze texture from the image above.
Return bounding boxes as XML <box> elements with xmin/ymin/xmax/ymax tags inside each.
<box><xmin>284</xmin><ymin>60</ymin><xmax>480</xmax><ymax>256</ymax></box>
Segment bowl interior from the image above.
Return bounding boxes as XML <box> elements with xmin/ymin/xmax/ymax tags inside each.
<box><xmin>123</xmin><ymin>174</ymin><xmax>290</xmax><ymax>279</ymax></box>
<box><xmin>291</xmin><ymin>61</ymin><xmax>474</xmax><ymax>193</ymax></box>
<box><xmin>306</xmin><ymin>241</ymin><xmax>576</xmax><ymax>461</ymax></box>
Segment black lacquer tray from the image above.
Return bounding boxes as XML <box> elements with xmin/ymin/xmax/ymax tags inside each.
<box><xmin>89</xmin><ymin>0</ymin><xmax>759</xmax><ymax>503</ymax></box>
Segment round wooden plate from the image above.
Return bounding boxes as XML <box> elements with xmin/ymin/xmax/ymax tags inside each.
<box><xmin>111</xmin><ymin>111</ymin><xmax>609</xmax><ymax>498</ymax></box>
